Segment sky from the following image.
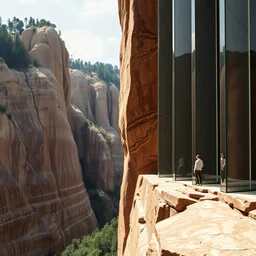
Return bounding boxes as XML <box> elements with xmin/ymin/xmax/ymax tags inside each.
<box><xmin>1</xmin><ymin>0</ymin><xmax>122</xmax><ymax>66</ymax></box>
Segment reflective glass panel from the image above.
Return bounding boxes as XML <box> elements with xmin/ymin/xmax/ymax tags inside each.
<box><xmin>173</xmin><ymin>0</ymin><xmax>192</xmax><ymax>180</ymax></box>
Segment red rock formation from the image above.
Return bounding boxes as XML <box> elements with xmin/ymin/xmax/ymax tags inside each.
<box><xmin>0</xmin><ymin>62</ymin><xmax>97</xmax><ymax>255</ymax></box>
<box><xmin>69</xmin><ymin>105</ymin><xmax>115</xmax><ymax>191</ymax></box>
<box><xmin>69</xmin><ymin>70</ymin><xmax>124</xmax><ymax>189</ymax></box>
<box><xmin>70</xmin><ymin>69</ymin><xmax>95</xmax><ymax>122</ymax></box>
<box><xmin>118</xmin><ymin>0</ymin><xmax>158</xmax><ymax>254</ymax></box>
<box><xmin>22</xmin><ymin>26</ymin><xmax>70</xmax><ymax>112</ymax></box>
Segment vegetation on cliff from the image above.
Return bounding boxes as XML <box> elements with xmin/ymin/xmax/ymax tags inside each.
<box><xmin>0</xmin><ymin>25</ymin><xmax>29</xmax><ymax>69</ymax></box>
<box><xmin>0</xmin><ymin>16</ymin><xmax>58</xmax><ymax>35</ymax></box>
<box><xmin>69</xmin><ymin>58</ymin><xmax>120</xmax><ymax>89</ymax></box>
<box><xmin>61</xmin><ymin>218</ymin><xmax>117</xmax><ymax>256</ymax></box>
<box><xmin>80</xmin><ymin>117</ymin><xmax>120</xmax><ymax>228</ymax></box>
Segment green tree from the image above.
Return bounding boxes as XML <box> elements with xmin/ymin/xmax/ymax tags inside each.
<box><xmin>7</xmin><ymin>19</ymin><xmax>14</xmax><ymax>34</ymax></box>
<box><xmin>61</xmin><ymin>218</ymin><xmax>118</xmax><ymax>256</ymax></box>
<box><xmin>0</xmin><ymin>26</ymin><xmax>29</xmax><ymax>69</ymax></box>
<box><xmin>24</xmin><ymin>17</ymin><xmax>28</xmax><ymax>28</ymax></box>
<box><xmin>16</xmin><ymin>20</ymin><xmax>24</xmax><ymax>35</ymax></box>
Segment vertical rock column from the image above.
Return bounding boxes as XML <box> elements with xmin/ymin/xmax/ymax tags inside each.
<box><xmin>118</xmin><ymin>0</ymin><xmax>158</xmax><ymax>254</ymax></box>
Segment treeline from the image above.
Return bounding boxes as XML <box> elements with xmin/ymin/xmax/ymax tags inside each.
<box><xmin>0</xmin><ymin>25</ymin><xmax>29</xmax><ymax>69</ymax></box>
<box><xmin>0</xmin><ymin>16</ymin><xmax>60</xmax><ymax>35</ymax></box>
<box><xmin>61</xmin><ymin>218</ymin><xmax>117</xmax><ymax>256</ymax></box>
<box><xmin>69</xmin><ymin>58</ymin><xmax>120</xmax><ymax>89</ymax></box>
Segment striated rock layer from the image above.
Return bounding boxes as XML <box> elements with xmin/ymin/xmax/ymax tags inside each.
<box><xmin>0</xmin><ymin>62</ymin><xmax>97</xmax><ymax>256</ymax></box>
<box><xmin>118</xmin><ymin>0</ymin><xmax>158</xmax><ymax>254</ymax></box>
<box><xmin>70</xmin><ymin>69</ymin><xmax>124</xmax><ymax>189</ymax></box>
<box><xmin>69</xmin><ymin>105</ymin><xmax>115</xmax><ymax>191</ymax></box>
<box><xmin>125</xmin><ymin>175</ymin><xmax>256</xmax><ymax>255</ymax></box>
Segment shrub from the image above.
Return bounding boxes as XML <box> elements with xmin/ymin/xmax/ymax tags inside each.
<box><xmin>0</xmin><ymin>105</ymin><xmax>6</xmax><ymax>113</ymax></box>
<box><xmin>31</xmin><ymin>26</ymin><xmax>37</xmax><ymax>32</ymax></box>
<box><xmin>0</xmin><ymin>26</ymin><xmax>29</xmax><ymax>69</ymax></box>
<box><xmin>61</xmin><ymin>218</ymin><xmax>118</xmax><ymax>256</ymax></box>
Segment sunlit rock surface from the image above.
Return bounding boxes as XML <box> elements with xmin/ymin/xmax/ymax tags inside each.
<box><xmin>21</xmin><ymin>26</ymin><xmax>70</xmax><ymax>112</ymax></box>
<box><xmin>117</xmin><ymin>0</ymin><xmax>158</xmax><ymax>254</ymax></box>
<box><xmin>125</xmin><ymin>175</ymin><xmax>256</xmax><ymax>256</ymax></box>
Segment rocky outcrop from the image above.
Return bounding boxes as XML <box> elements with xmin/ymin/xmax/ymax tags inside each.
<box><xmin>70</xmin><ymin>69</ymin><xmax>95</xmax><ymax>122</ymax></box>
<box><xmin>69</xmin><ymin>105</ymin><xmax>115</xmax><ymax>191</ymax></box>
<box><xmin>21</xmin><ymin>26</ymin><xmax>70</xmax><ymax>112</ymax></box>
<box><xmin>70</xmin><ymin>70</ymin><xmax>123</xmax><ymax>189</ymax></box>
<box><xmin>118</xmin><ymin>0</ymin><xmax>158</xmax><ymax>254</ymax></box>
<box><xmin>125</xmin><ymin>175</ymin><xmax>256</xmax><ymax>255</ymax></box>
<box><xmin>0</xmin><ymin>62</ymin><xmax>97</xmax><ymax>255</ymax></box>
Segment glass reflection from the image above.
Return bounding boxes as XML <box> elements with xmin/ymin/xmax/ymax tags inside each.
<box><xmin>251</xmin><ymin>0</ymin><xmax>256</xmax><ymax>189</ymax></box>
<box><xmin>219</xmin><ymin>0</ymin><xmax>227</xmax><ymax>191</ymax></box>
<box><xmin>224</xmin><ymin>0</ymin><xmax>250</xmax><ymax>191</ymax></box>
<box><xmin>174</xmin><ymin>0</ymin><xmax>192</xmax><ymax>180</ymax></box>
<box><xmin>194</xmin><ymin>0</ymin><xmax>217</xmax><ymax>184</ymax></box>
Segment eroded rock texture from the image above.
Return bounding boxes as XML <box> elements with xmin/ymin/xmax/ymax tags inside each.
<box><xmin>118</xmin><ymin>0</ymin><xmax>158</xmax><ymax>254</ymax></box>
<box><xmin>70</xmin><ymin>70</ymin><xmax>123</xmax><ymax>189</ymax></box>
<box><xmin>70</xmin><ymin>69</ymin><xmax>95</xmax><ymax>122</ymax></box>
<box><xmin>70</xmin><ymin>105</ymin><xmax>115</xmax><ymax>191</ymax></box>
<box><xmin>125</xmin><ymin>175</ymin><xmax>256</xmax><ymax>255</ymax></box>
<box><xmin>21</xmin><ymin>26</ymin><xmax>70</xmax><ymax>112</ymax></box>
<box><xmin>0</xmin><ymin>62</ymin><xmax>97</xmax><ymax>256</ymax></box>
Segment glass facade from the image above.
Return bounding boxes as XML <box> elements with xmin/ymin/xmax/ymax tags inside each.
<box><xmin>158</xmin><ymin>0</ymin><xmax>256</xmax><ymax>192</ymax></box>
<box><xmin>251</xmin><ymin>0</ymin><xmax>256</xmax><ymax>190</ymax></box>
<box><xmin>194</xmin><ymin>0</ymin><xmax>218</xmax><ymax>184</ymax></box>
<box><xmin>173</xmin><ymin>0</ymin><xmax>192</xmax><ymax>180</ymax></box>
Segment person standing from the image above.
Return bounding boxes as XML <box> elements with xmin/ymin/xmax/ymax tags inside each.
<box><xmin>193</xmin><ymin>155</ymin><xmax>204</xmax><ymax>186</ymax></box>
<box><xmin>178</xmin><ymin>155</ymin><xmax>185</xmax><ymax>175</ymax></box>
<box><xmin>220</xmin><ymin>153</ymin><xmax>226</xmax><ymax>182</ymax></box>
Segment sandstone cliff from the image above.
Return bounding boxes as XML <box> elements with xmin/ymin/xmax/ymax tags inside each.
<box><xmin>21</xmin><ymin>26</ymin><xmax>70</xmax><ymax>112</ymax></box>
<box><xmin>118</xmin><ymin>0</ymin><xmax>158</xmax><ymax>254</ymax></box>
<box><xmin>70</xmin><ymin>69</ymin><xmax>124</xmax><ymax>190</ymax></box>
<box><xmin>69</xmin><ymin>105</ymin><xmax>115</xmax><ymax>191</ymax></box>
<box><xmin>0</xmin><ymin>28</ymin><xmax>97</xmax><ymax>255</ymax></box>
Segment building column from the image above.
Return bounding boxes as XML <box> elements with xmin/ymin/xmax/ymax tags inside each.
<box><xmin>158</xmin><ymin>0</ymin><xmax>173</xmax><ymax>177</ymax></box>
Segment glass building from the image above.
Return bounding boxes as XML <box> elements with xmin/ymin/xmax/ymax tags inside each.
<box><xmin>158</xmin><ymin>0</ymin><xmax>256</xmax><ymax>192</ymax></box>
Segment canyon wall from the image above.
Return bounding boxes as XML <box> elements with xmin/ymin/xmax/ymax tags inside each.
<box><xmin>0</xmin><ymin>28</ymin><xmax>97</xmax><ymax>255</ymax></box>
<box><xmin>118</xmin><ymin>0</ymin><xmax>158</xmax><ymax>254</ymax></box>
<box><xmin>70</xmin><ymin>69</ymin><xmax>123</xmax><ymax>190</ymax></box>
<box><xmin>69</xmin><ymin>105</ymin><xmax>115</xmax><ymax>191</ymax></box>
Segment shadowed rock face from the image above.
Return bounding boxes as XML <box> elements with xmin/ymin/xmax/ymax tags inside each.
<box><xmin>70</xmin><ymin>70</ymin><xmax>124</xmax><ymax>190</ymax></box>
<box><xmin>0</xmin><ymin>62</ymin><xmax>97</xmax><ymax>256</ymax></box>
<box><xmin>118</xmin><ymin>0</ymin><xmax>158</xmax><ymax>254</ymax></box>
<box><xmin>70</xmin><ymin>105</ymin><xmax>115</xmax><ymax>191</ymax></box>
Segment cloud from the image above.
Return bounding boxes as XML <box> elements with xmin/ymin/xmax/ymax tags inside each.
<box><xmin>83</xmin><ymin>0</ymin><xmax>116</xmax><ymax>17</ymax></box>
<box><xmin>17</xmin><ymin>0</ymin><xmax>35</xmax><ymax>5</ymax></box>
<box><xmin>63</xmin><ymin>29</ymin><xmax>104</xmax><ymax>62</ymax></box>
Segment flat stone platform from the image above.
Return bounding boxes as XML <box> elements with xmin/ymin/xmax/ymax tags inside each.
<box><xmin>124</xmin><ymin>175</ymin><xmax>256</xmax><ymax>256</ymax></box>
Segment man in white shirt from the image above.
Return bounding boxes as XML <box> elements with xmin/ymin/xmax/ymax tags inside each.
<box><xmin>193</xmin><ymin>155</ymin><xmax>204</xmax><ymax>186</ymax></box>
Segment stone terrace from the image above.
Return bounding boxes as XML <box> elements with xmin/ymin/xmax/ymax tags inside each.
<box><xmin>124</xmin><ymin>175</ymin><xmax>256</xmax><ymax>256</ymax></box>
